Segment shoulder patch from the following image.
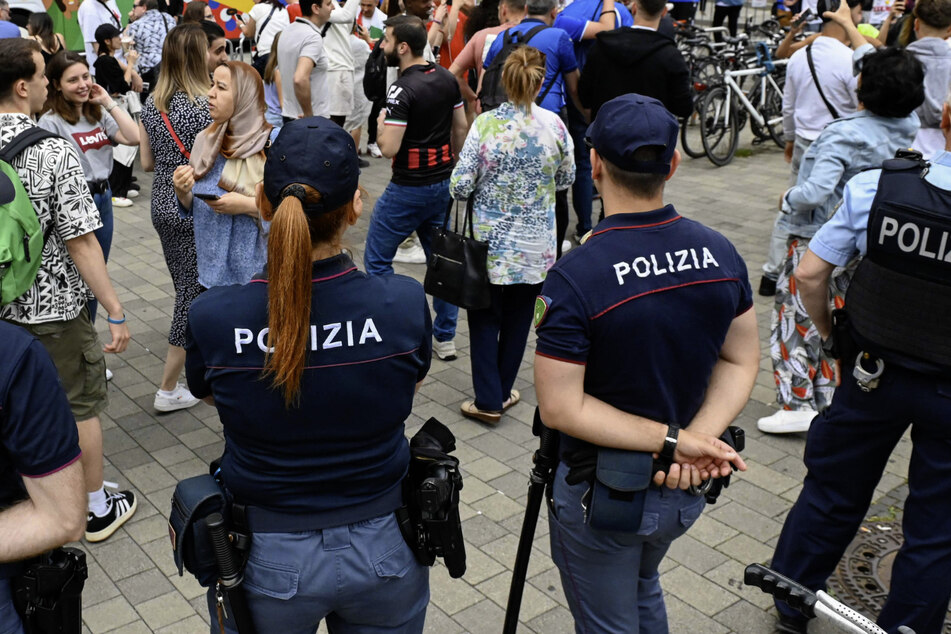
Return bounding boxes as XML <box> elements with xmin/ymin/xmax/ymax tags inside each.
<box><xmin>533</xmin><ymin>295</ymin><xmax>551</xmax><ymax>329</ymax></box>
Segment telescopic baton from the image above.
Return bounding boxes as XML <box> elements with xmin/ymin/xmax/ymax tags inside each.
<box><xmin>206</xmin><ymin>512</ymin><xmax>257</xmax><ymax>634</ymax></box>
<box><xmin>503</xmin><ymin>408</ymin><xmax>560</xmax><ymax>634</ymax></box>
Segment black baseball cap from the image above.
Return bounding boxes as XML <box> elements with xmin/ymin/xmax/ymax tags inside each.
<box><xmin>585</xmin><ymin>94</ymin><xmax>678</xmax><ymax>175</ymax></box>
<box><xmin>95</xmin><ymin>23</ymin><xmax>121</xmax><ymax>48</ymax></box>
<box><xmin>263</xmin><ymin>117</ymin><xmax>361</xmax><ymax>215</ymax></box>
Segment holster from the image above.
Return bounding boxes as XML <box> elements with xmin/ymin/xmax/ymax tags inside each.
<box><xmin>12</xmin><ymin>547</ymin><xmax>87</xmax><ymax>634</ymax></box>
<box><xmin>169</xmin><ymin>474</ymin><xmax>228</xmax><ymax>587</ymax></box>
<box><xmin>829</xmin><ymin>308</ymin><xmax>857</xmax><ymax>361</ymax></box>
<box><xmin>586</xmin><ymin>449</ymin><xmax>654</xmax><ymax>533</ymax></box>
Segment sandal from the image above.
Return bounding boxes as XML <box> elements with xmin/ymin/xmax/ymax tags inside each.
<box><xmin>461</xmin><ymin>400</ymin><xmax>501</xmax><ymax>424</ymax></box>
<box><xmin>502</xmin><ymin>389</ymin><xmax>520</xmax><ymax>411</ymax></box>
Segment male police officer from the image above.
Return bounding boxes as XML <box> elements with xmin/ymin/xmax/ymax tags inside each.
<box><xmin>534</xmin><ymin>94</ymin><xmax>759</xmax><ymax>632</ymax></box>
<box><xmin>768</xmin><ymin>100</ymin><xmax>951</xmax><ymax>634</ymax></box>
<box><xmin>0</xmin><ymin>321</ymin><xmax>86</xmax><ymax>634</ymax></box>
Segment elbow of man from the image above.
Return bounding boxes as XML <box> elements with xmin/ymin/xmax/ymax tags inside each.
<box><xmin>537</xmin><ymin>399</ymin><xmax>571</xmax><ymax>433</ymax></box>
<box><xmin>61</xmin><ymin>509</ymin><xmax>86</xmax><ymax>543</ymax></box>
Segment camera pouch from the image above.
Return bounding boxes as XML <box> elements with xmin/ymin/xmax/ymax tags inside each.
<box><xmin>586</xmin><ymin>449</ymin><xmax>654</xmax><ymax>533</ymax></box>
<box><xmin>169</xmin><ymin>474</ymin><xmax>227</xmax><ymax>587</ymax></box>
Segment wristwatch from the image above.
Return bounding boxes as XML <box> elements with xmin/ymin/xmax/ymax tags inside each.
<box><xmin>660</xmin><ymin>424</ymin><xmax>680</xmax><ymax>462</ymax></box>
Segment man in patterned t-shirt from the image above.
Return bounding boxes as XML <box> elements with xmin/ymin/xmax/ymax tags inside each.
<box><xmin>0</xmin><ymin>39</ymin><xmax>137</xmax><ymax>544</ymax></box>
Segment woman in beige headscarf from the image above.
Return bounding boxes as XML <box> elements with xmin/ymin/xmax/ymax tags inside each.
<box><xmin>172</xmin><ymin>60</ymin><xmax>274</xmax><ymax>288</ymax></box>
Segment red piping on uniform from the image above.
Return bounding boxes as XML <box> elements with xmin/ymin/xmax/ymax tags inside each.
<box><xmin>21</xmin><ymin>452</ymin><xmax>82</xmax><ymax>478</ymax></box>
<box><xmin>206</xmin><ymin>347</ymin><xmax>420</xmax><ymax>370</ymax></box>
<box><xmin>249</xmin><ymin>267</ymin><xmax>357</xmax><ymax>285</ymax></box>
<box><xmin>591</xmin><ymin>278</ymin><xmax>740</xmax><ymax>320</ymax></box>
<box><xmin>535</xmin><ymin>350</ymin><xmax>587</xmax><ymax>365</ymax></box>
<box><xmin>588</xmin><ymin>216</ymin><xmax>682</xmax><ymax>238</ymax></box>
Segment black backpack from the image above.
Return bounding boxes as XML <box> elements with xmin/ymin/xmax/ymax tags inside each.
<box><xmin>364</xmin><ymin>39</ymin><xmax>388</xmax><ymax>103</ymax></box>
<box><xmin>478</xmin><ymin>25</ymin><xmax>554</xmax><ymax>111</ymax></box>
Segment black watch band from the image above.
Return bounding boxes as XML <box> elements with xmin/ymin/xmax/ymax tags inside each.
<box><xmin>660</xmin><ymin>425</ymin><xmax>680</xmax><ymax>462</ymax></box>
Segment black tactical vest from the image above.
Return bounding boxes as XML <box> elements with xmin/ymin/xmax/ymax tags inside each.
<box><xmin>846</xmin><ymin>157</ymin><xmax>951</xmax><ymax>373</ymax></box>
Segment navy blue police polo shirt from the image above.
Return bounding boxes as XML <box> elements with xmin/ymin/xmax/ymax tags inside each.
<box><xmin>0</xmin><ymin>321</ymin><xmax>81</xmax><ymax>578</ymax></box>
<box><xmin>535</xmin><ymin>206</ymin><xmax>753</xmax><ymax>447</ymax></box>
<box><xmin>185</xmin><ymin>254</ymin><xmax>432</xmax><ymax>527</ymax></box>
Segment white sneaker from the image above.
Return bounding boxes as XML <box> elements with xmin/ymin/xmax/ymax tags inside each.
<box><xmin>393</xmin><ymin>237</ymin><xmax>427</xmax><ymax>264</ymax></box>
<box><xmin>112</xmin><ymin>196</ymin><xmax>133</xmax><ymax>208</ymax></box>
<box><xmin>154</xmin><ymin>384</ymin><xmax>201</xmax><ymax>412</ymax></box>
<box><xmin>368</xmin><ymin>142</ymin><xmax>383</xmax><ymax>158</ymax></box>
<box><xmin>433</xmin><ymin>338</ymin><xmax>457</xmax><ymax>361</ymax></box>
<box><xmin>105</xmin><ymin>368</ymin><xmax>113</xmax><ymax>382</ymax></box>
<box><xmin>561</xmin><ymin>240</ymin><xmax>573</xmax><ymax>254</ymax></box>
<box><xmin>125</xmin><ymin>189</ymin><xmax>139</xmax><ymax>198</ymax></box>
<box><xmin>756</xmin><ymin>408</ymin><xmax>817</xmax><ymax>434</ymax></box>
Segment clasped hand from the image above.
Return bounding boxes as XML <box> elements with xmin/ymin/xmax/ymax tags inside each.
<box><xmin>652</xmin><ymin>428</ymin><xmax>747</xmax><ymax>490</ymax></box>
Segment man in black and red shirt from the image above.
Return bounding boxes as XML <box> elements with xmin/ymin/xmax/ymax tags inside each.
<box><xmin>364</xmin><ymin>14</ymin><xmax>468</xmax><ymax>361</ymax></box>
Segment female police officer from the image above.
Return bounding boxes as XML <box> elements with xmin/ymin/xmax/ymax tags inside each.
<box><xmin>184</xmin><ymin>117</ymin><xmax>432</xmax><ymax>633</ymax></box>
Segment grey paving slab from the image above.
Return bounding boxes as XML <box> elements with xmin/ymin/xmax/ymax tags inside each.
<box><xmin>69</xmin><ymin>117</ymin><xmax>916</xmax><ymax>634</ymax></box>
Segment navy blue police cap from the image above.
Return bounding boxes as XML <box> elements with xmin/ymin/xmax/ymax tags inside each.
<box><xmin>585</xmin><ymin>94</ymin><xmax>678</xmax><ymax>175</ymax></box>
<box><xmin>264</xmin><ymin>117</ymin><xmax>361</xmax><ymax>215</ymax></box>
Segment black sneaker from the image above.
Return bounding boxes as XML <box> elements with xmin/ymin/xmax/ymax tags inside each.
<box><xmin>358</xmin><ymin>158</ymin><xmax>370</xmax><ymax>168</ymax></box>
<box><xmin>776</xmin><ymin>613</ymin><xmax>809</xmax><ymax>634</ymax></box>
<box><xmin>85</xmin><ymin>490</ymin><xmax>137</xmax><ymax>543</ymax></box>
<box><xmin>758</xmin><ymin>276</ymin><xmax>777</xmax><ymax>297</ymax></box>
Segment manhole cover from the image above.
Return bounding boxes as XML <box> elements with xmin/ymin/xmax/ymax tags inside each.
<box><xmin>827</xmin><ymin>522</ymin><xmax>951</xmax><ymax>632</ymax></box>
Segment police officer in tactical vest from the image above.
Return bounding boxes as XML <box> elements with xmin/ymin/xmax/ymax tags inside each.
<box><xmin>768</xmin><ymin>100</ymin><xmax>951</xmax><ymax>634</ymax></box>
<box><xmin>533</xmin><ymin>94</ymin><xmax>760</xmax><ymax>632</ymax></box>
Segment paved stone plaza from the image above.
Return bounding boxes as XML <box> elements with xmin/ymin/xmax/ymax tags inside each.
<box><xmin>73</xmin><ymin>136</ymin><xmax>912</xmax><ymax>633</ymax></box>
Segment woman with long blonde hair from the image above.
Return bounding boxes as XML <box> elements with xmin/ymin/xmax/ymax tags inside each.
<box><xmin>138</xmin><ymin>23</ymin><xmax>212</xmax><ymax>413</ymax></box>
<box><xmin>184</xmin><ymin>117</ymin><xmax>432</xmax><ymax>632</ymax></box>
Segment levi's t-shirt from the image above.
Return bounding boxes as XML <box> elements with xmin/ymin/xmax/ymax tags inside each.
<box><xmin>38</xmin><ymin>110</ymin><xmax>119</xmax><ymax>183</ymax></box>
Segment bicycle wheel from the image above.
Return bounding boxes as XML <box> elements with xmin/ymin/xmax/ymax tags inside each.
<box><xmin>680</xmin><ymin>102</ymin><xmax>705</xmax><ymax>159</ymax></box>
<box><xmin>699</xmin><ymin>86</ymin><xmax>739</xmax><ymax>167</ymax></box>
<box><xmin>749</xmin><ymin>78</ymin><xmax>785</xmax><ymax>148</ymax></box>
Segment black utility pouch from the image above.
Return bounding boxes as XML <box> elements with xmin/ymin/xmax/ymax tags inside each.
<box><xmin>586</xmin><ymin>449</ymin><xmax>654</xmax><ymax>533</ymax></box>
<box><xmin>12</xmin><ymin>547</ymin><xmax>87</xmax><ymax>634</ymax></box>
<box><xmin>169</xmin><ymin>474</ymin><xmax>227</xmax><ymax>587</ymax></box>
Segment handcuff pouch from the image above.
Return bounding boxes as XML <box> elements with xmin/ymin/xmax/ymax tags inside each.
<box><xmin>587</xmin><ymin>449</ymin><xmax>654</xmax><ymax>533</ymax></box>
<box><xmin>169</xmin><ymin>473</ymin><xmax>228</xmax><ymax>587</ymax></box>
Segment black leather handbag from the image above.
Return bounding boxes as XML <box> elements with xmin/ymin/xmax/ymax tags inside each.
<box><xmin>424</xmin><ymin>198</ymin><xmax>491</xmax><ymax>310</ymax></box>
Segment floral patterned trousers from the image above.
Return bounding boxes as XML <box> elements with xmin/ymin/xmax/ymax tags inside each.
<box><xmin>769</xmin><ymin>237</ymin><xmax>856</xmax><ymax>411</ymax></box>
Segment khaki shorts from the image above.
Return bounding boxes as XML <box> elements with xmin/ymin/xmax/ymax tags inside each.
<box><xmin>327</xmin><ymin>70</ymin><xmax>355</xmax><ymax>118</ymax></box>
<box><xmin>17</xmin><ymin>308</ymin><xmax>108</xmax><ymax>421</ymax></box>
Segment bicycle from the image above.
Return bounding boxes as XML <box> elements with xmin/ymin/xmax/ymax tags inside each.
<box><xmin>698</xmin><ymin>42</ymin><xmax>786</xmax><ymax>166</ymax></box>
<box><xmin>744</xmin><ymin>563</ymin><xmax>917</xmax><ymax>634</ymax></box>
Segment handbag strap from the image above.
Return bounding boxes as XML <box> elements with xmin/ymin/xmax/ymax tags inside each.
<box><xmin>444</xmin><ymin>198</ymin><xmax>476</xmax><ymax>239</ymax></box>
<box><xmin>806</xmin><ymin>43</ymin><xmax>839</xmax><ymax>120</ymax></box>
<box><xmin>161</xmin><ymin>111</ymin><xmax>190</xmax><ymax>160</ymax></box>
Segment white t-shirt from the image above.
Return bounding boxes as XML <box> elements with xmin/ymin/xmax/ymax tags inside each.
<box><xmin>868</xmin><ymin>0</ymin><xmax>894</xmax><ymax>26</ymax></box>
<box><xmin>782</xmin><ymin>36</ymin><xmax>858</xmax><ymax>142</ymax></box>
<box><xmin>323</xmin><ymin>0</ymin><xmax>362</xmax><ymax>72</ymax></box>
<box><xmin>357</xmin><ymin>7</ymin><xmax>386</xmax><ymax>40</ymax></box>
<box><xmin>248</xmin><ymin>2</ymin><xmax>290</xmax><ymax>57</ymax></box>
<box><xmin>77</xmin><ymin>0</ymin><xmax>123</xmax><ymax>68</ymax></box>
<box><xmin>277</xmin><ymin>18</ymin><xmax>329</xmax><ymax>118</ymax></box>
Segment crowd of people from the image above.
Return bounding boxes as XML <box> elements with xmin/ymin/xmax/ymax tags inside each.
<box><xmin>1</xmin><ymin>0</ymin><xmax>951</xmax><ymax>632</ymax></box>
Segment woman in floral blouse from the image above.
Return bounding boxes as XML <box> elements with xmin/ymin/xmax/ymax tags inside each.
<box><xmin>449</xmin><ymin>46</ymin><xmax>575</xmax><ymax>425</ymax></box>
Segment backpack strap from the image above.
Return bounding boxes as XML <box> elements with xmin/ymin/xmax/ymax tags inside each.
<box><xmin>0</xmin><ymin>127</ymin><xmax>59</xmax><ymax>165</ymax></box>
<box><xmin>519</xmin><ymin>24</ymin><xmax>549</xmax><ymax>45</ymax></box>
<box><xmin>256</xmin><ymin>4</ymin><xmax>278</xmax><ymax>44</ymax></box>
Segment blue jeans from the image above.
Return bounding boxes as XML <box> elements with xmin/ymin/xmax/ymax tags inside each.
<box><xmin>364</xmin><ymin>179</ymin><xmax>458</xmax><ymax>342</ymax></box>
<box><xmin>207</xmin><ymin>513</ymin><xmax>429</xmax><ymax>634</ymax></box>
<box><xmin>0</xmin><ymin>578</ymin><xmax>24</xmax><ymax>634</ymax></box>
<box><xmin>466</xmin><ymin>283</ymin><xmax>540</xmax><ymax>411</ymax></box>
<box><xmin>87</xmin><ymin>188</ymin><xmax>114</xmax><ymax>324</ymax></box>
<box><xmin>549</xmin><ymin>462</ymin><xmax>705</xmax><ymax>633</ymax></box>
<box><xmin>567</xmin><ymin>103</ymin><xmax>593</xmax><ymax>236</ymax></box>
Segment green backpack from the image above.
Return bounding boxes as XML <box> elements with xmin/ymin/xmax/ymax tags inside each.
<box><xmin>0</xmin><ymin>127</ymin><xmax>59</xmax><ymax>306</ymax></box>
